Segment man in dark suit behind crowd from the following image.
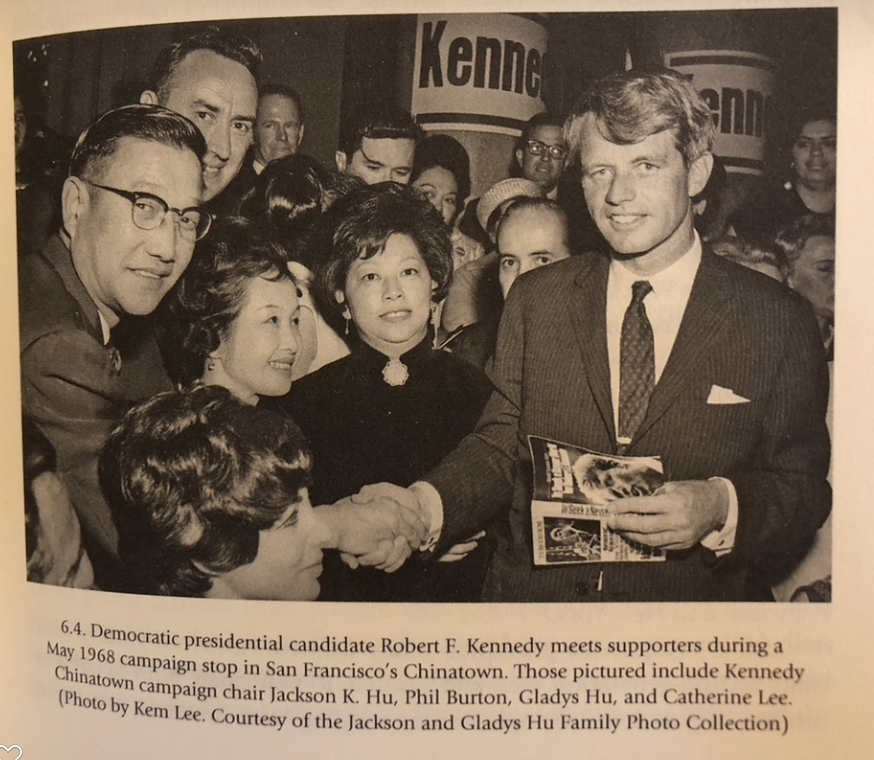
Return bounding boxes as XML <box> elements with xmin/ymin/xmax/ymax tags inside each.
<box><xmin>352</xmin><ymin>68</ymin><xmax>831</xmax><ymax>602</ymax></box>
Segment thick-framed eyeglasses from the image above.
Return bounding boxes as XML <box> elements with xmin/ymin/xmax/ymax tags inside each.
<box><xmin>81</xmin><ymin>180</ymin><xmax>213</xmax><ymax>241</ymax></box>
<box><xmin>525</xmin><ymin>139</ymin><xmax>568</xmax><ymax>161</ymax></box>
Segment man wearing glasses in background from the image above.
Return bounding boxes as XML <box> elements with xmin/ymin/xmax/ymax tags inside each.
<box><xmin>18</xmin><ymin>104</ymin><xmax>209</xmax><ymax>588</ymax></box>
<box><xmin>515</xmin><ymin>113</ymin><xmax>605</xmax><ymax>253</ymax></box>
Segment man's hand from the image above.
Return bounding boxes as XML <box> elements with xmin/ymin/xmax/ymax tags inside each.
<box><xmin>321</xmin><ymin>483</ymin><xmax>430</xmax><ymax>573</ymax></box>
<box><xmin>606</xmin><ymin>479</ymin><xmax>729</xmax><ymax>551</ymax></box>
<box><xmin>437</xmin><ymin>531</ymin><xmax>486</xmax><ymax>563</ymax></box>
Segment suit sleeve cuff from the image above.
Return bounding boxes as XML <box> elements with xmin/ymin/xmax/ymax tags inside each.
<box><xmin>410</xmin><ymin>481</ymin><xmax>444</xmax><ymax>552</ymax></box>
<box><xmin>700</xmin><ymin>477</ymin><xmax>738</xmax><ymax>556</ymax></box>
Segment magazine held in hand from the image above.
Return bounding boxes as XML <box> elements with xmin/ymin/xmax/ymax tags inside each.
<box><xmin>528</xmin><ymin>436</ymin><xmax>666</xmax><ymax>565</ymax></box>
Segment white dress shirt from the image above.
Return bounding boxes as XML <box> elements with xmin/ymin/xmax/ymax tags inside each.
<box><xmin>417</xmin><ymin>234</ymin><xmax>737</xmax><ymax>556</ymax></box>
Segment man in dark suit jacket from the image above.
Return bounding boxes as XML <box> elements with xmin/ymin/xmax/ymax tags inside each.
<box><xmin>348</xmin><ymin>68</ymin><xmax>831</xmax><ymax>602</ymax></box>
<box><xmin>19</xmin><ymin>105</ymin><xmax>207</xmax><ymax>585</ymax></box>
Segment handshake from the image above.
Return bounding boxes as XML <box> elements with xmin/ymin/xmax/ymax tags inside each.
<box><xmin>318</xmin><ymin>483</ymin><xmax>483</xmax><ymax>573</ymax></box>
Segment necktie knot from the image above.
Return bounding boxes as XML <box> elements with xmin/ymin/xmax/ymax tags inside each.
<box><xmin>631</xmin><ymin>280</ymin><xmax>653</xmax><ymax>305</ymax></box>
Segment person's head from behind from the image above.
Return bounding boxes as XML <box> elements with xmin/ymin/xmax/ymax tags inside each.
<box><xmin>515</xmin><ymin>113</ymin><xmax>568</xmax><ymax>194</ymax></box>
<box><xmin>496</xmin><ymin>198</ymin><xmax>572</xmax><ymax>298</ymax></box>
<box><xmin>775</xmin><ymin>214</ymin><xmax>835</xmax><ymax>325</ymax></box>
<box><xmin>64</xmin><ymin>104</ymin><xmax>208</xmax><ymax>328</ymax></box>
<box><xmin>103</xmin><ymin>386</ymin><xmax>330</xmax><ymax>600</ymax></box>
<box><xmin>24</xmin><ymin>417</ymin><xmax>94</xmax><ymax>588</ymax></box>
<box><xmin>711</xmin><ymin>235</ymin><xmax>786</xmax><ymax>283</ymax></box>
<box><xmin>335</xmin><ymin>103</ymin><xmax>421</xmax><ymax>185</ymax></box>
<box><xmin>789</xmin><ymin>107</ymin><xmax>836</xmax><ymax>192</ymax></box>
<box><xmin>412</xmin><ymin>134</ymin><xmax>471</xmax><ymax>226</ymax></box>
<box><xmin>161</xmin><ymin>217</ymin><xmax>301</xmax><ymax>404</ymax></box>
<box><xmin>316</xmin><ymin>182</ymin><xmax>452</xmax><ymax>359</ymax></box>
<box><xmin>240</xmin><ymin>153</ymin><xmax>359</xmax><ymax>269</ymax></box>
<box><xmin>255</xmin><ymin>84</ymin><xmax>305</xmax><ymax>166</ymax></box>
<box><xmin>565</xmin><ymin>67</ymin><xmax>715</xmax><ymax>268</ymax></box>
<box><xmin>141</xmin><ymin>26</ymin><xmax>261</xmax><ymax>201</ymax></box>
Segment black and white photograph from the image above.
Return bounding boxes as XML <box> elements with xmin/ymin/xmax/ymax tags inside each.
<box><xmin>6</xmin><ymin>2</ymin><xmax>871</xmax><ymax>756</ymax></box>
<box><xmin>13</xmin><ymin>8</ymin><xmax>837</xmax><ymax>604</ymax></box>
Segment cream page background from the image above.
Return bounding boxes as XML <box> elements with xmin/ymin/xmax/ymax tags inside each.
<box><xmin>0</xmin><ymin>0</ymin><xmax>871</xmax><ymax>757</ymax></box>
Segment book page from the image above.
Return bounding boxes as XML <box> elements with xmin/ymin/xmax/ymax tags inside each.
<box><xmin>1</xmin><ymin>1</ymin><xmax>871</xmax><ymax>757</ymax></box>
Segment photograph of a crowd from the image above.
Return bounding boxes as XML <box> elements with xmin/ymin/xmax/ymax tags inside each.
<box><xmin>16</xmin><ymin>9</ymin><xmax>835</xmax><ymax>603</ymax></box>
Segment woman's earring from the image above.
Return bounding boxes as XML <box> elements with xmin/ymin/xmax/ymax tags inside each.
<box><xmin>207</xmin><ymin>358</ymin><xmax>216</xmax><ymax>371</ymax></box>
<box><xmin>344</xmin><ymin>316</ymin><xmax>350</xmax><ymax>336</ymax></box>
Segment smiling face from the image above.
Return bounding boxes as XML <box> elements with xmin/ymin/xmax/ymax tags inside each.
<box><xmin>792</xmin><ymin>119</ymin><xmax>836</xmax><ymax>191</ymax></box>
<box><xmin>788</xmin><ymin>234</ymin><xmax>835</xmax><ymax>322</ymax></box>
<box><xmin>207</xmin><ymin>275</ymin><xmax>302</xmax><ymax>404</ymax></box>
<box><xmin>497</xmin><ymin>205</ymin><xmax>571</xmax><ymax>298</ymax></box>
<box><xmin>578</xmin><ymin>115</ymin><xmax>711</xmax><ymax>274</ymax></box>
<box><xmin>516</xmin><ymin>124</ymin><xmax>567</xmax><ymax>193</ymax></box>
<box><xmin>65</xmin><ymin>137</ymin><xmax>203</xmax><ymax>325</ymax></box>
<box><xmin>338</xmin><ymin>233</ymin><xmax>436</xmax><ymax>359</ymax></box>
<box><xmin>336</xmin><ymin>137</ymin><xmax>416</xmax><ymax>185</ymax></box>
<box><xmin>210</xmin><ymin>489</ymin><xmax>331</xmax><ymax>601</ymax></box>
<box><xmin>151</xmin><ymin>50</ymin><xmax>258</xmax><ymax>200</ymax></box>
<box><xmin>255</xmin><ymin>93</ymin><xmax>304</xmax><ymax>165</ymax></box>
<box><xmin>413</xmin><ymin>166</ymin><xmax>459</xmax><ymax>225</ymax></box>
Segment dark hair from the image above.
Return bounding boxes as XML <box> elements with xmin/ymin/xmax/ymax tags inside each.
<box><xmin>314</xmin><ymin>182</ymin><xmax>453</xmax><ymax>327</ymax></box>
<box><xmin>516</xmin><ymin>112</ymin><xmax>564</xmax><ymax>152</ymax></box>
<box><xmin>239</xmin><ymin>154</ymin><xmax>361</xmax><ymax>271</ymax></box>
<box><xmin>259</xmin><ymin>83</ymin><xmax>305</xmax><ymax>122</ymax></box>
<box><xmin>159</xmin><ymin>217</ymin><xmax>295</xmax><ymax>387</ymax></box>
<box><xmin>790</xmin><ymin>103</ymin><xmax>837</xmax><ymax>142</ymax></box>
<box><xmin>69</xmin><ymin>104</ymin><xmax>206</xmax><ymax>180</ymax></box>
<box><xmin>774</xmin><ymin>214</ymin><xmax>835</xmax><ymax>268</ymax></box>
<box><xmin>412</xmin><ymin>134</ymin><xmax>472</xmax><ymax>211</ymax></box>
<box><xmin>496</xmin><ymin>197</ymin><xmax>569</xmax><ymax>249</ymax></box>
<box><xmin>565</xmin><ymin>67</ymin><xmax>716</xmax><ymax>165</ymax></box>
<box><xmin>338</xmin><ymin>102</ymin><xmax>422</xmax><ymax>160</ymax></box>
<box><xmin>149</xmin><ymin>26</ymin><xmax>261</xmax><ymax>101</ymax></box>
<box><xmin>101</xmin><ymin>386</ymin><xmax>312</xmax><ymax>597</ymax></box>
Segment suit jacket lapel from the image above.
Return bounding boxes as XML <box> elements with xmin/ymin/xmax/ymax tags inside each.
<box><xmin>634</xmin><ymin>249</ymin><xmax>735</xmax><ymax>441</ymax></box>
<box><xmin>566</xmin><ymin>253</ymin><xmax>616</xmax><ymax>445</ymax></box>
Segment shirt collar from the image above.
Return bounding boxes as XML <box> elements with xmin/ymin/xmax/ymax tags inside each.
<box><xmin>609</xmin><ymin>232</ymin><xmax>702</xmax><ymax>295</ymax></box>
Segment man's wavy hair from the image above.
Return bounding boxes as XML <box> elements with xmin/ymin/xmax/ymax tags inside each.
<box><xmin>149</xmin><ymin>25</ymin><xmax>261</xmax><ymax>102</ymax></box>
<box><xmin>313</xmin><ymin>182</ymin><xmax>453</xmax><ymax>333</ymax></box>
<box><xmin>101</xmin><ymin>386</ymin><xmax>312</xmax><ymax>597</ymax></box>
<box><xmin>69</xmin><ymin>104</ymin><xmax>206</xmax><ymax>180</ymax></box>
<box><xmin>565</xmin><ymin>67</ymin><xmax>716</xmax><ymax>166</ymax></box>
<box><xmin>337</xmin><ymin>102</ymin><xmax>422</xmax><ymax>160</ymax></box>
<box><xmin>158</xmin><ymin>217</ymin><xmax>295</xmax><ymax>387</ymax></box>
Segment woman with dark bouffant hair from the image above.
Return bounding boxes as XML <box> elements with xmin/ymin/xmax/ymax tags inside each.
<box><xmin>238</xmin><ymin>153</ymin><xmax>358</xmax><ymax>377</ymax></box>
<box><xmin>158</xmin><ymin>217</ymin><xmax>303</xmax><ymax>403</ymax></box>
<box><xmin>101</xmin><ymin>386</ymin><xmax>331</xmax><ymax>599</ymax></box>
<box><xmin>263</xmin><ymin>182</ymin><xmax>492</xmax><ymax>603</ymax></box>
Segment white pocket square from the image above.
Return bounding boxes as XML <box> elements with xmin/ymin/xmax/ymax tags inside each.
<box><xmin>707</xmin><ymin>385</ymin><xmax>750</xmax><ymax>405</ymax></box>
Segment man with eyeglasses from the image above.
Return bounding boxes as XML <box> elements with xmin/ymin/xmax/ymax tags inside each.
<box><xmin>19</xmin><ymin>104</ymin><xmax>208</xmax><ymax>587</ymax></box>
<box><xmin>514</xmin><ymin>113</ymin><xmax>569</xmax><ymax>197</ymax></box>
<box><xmin>515</xmin><ymin>112</ymin><xmax>605</xmax><ymax>253</ymax></box>
<box><xmin>335</xmin><ymin>102</ymin><xmax>422</xmax><ymax>185</ymax></box>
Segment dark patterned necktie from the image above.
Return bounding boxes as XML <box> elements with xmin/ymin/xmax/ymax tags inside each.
<box><xmin>618</xmin><ymin>280</ymin><xmax>654</xmax><ymax>448</ymax></box>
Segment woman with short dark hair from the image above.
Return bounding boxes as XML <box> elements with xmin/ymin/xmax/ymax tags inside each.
<box><xmin>264</xmin><ymin>182</ymin><xmax>492</xmax><ymax>602</ymax></box>
<box><xmin>159</xmin><ymin>217</ymin><xmax>303</xmax><ymax>404</ymax></box>
<box><xmin>101</xmin><ymin>385</ymin><xmax>330</xmax><ymax>599</ymax></box>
